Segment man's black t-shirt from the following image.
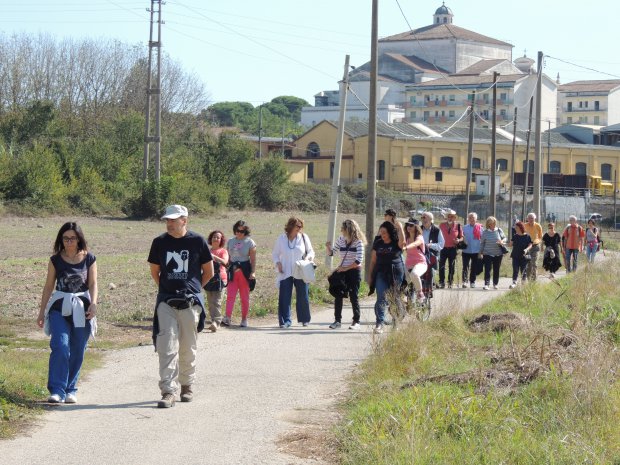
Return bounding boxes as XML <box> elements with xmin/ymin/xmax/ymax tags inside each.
<box><xmin>147</xmin><ymin>231</ymin><xmax>212</xmax><ymax>295</ymax></box>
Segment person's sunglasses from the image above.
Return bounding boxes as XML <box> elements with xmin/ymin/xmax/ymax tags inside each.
<box><xmin>62</xmin><ymin>236</ymin><xmax>78</xmax><ymax>242</ymax></box>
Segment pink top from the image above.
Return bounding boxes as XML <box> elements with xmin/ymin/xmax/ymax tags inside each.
<box><xmin>211</xmin><ymin>247</ymin><xmax>229</xmax><ymax>283</ymax></box>
<box><xmin>439</xmin><ymin>222</ymin><xmax>462</xmax><ymax>248</ymax></box>
<box><xmin>405</xmin><ymin>239</ymin><xmax>426</xmax><ymax>269</ymax></box>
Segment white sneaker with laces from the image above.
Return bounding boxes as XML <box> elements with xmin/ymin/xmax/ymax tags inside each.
<box><xmin>373</xmin><ymin>323</ymin><xmax>384</xmax><ymax>334</ymax></box>
<box><xmin>329</xmin><ymin>321</ymin><xmax>341</xmax><ymax>329</ymax></box>
<box><xmin>240</xmin><ymin>319</ymin><xmax>248</xmax><ymax>328</ymax></box>
<box><xmin>483</xmin><ymin>285</ymin><xmax>490</xmax><ymax>290</ymax></box>
<box><xmin>348</xmin><ymin>322</ymin><xmax>360</xmax><ymax>330</ymax></box>
<box><xmin>493</xmin><ymin>284</ymin><xmax>498</xmax><ymax>290</ymax></box>
<box><xmin>65</xmin><ymin>393</ymin><xmax>77</xmax><ymax>404</ymax></box>
<box><xmin>509</xmin><ymin>282</ymin><xmax>516</xmax><ymax>289</ymax></box>
<box><xmin>221</xmin><ymin>316</ymin><xmax>231</xmax><ymax>326</ymax></box>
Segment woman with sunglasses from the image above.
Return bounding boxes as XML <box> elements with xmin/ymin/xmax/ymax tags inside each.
<box><xmin>37</xmin><ymin>222</ymin><xmax>98</xmax><ymax>404</ymax></box>
<box><xmin>223</xmin><ymin>220</ymin><xmax>256</xmax><ymax>327</ymax></box>
<box><xmin>272</xmin><ymin>217</ymin><xmax>315</xmax><ymax>328</ymax></box>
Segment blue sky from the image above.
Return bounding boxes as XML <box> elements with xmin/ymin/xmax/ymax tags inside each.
<box><xmin>2</xmin><ymin>0</ymin><xmax>619</xmax><ymax>106</ymax></box>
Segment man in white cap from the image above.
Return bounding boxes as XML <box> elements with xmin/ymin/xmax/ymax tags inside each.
<box><xmin>524</xmin><ymin>212</ymin><xmax>543</xmax><ymax>281</ymax></box>
<box><xmin>147</xmin><ymin>205</ymin><xmax>214</xmax><ymax>408</ymax></box>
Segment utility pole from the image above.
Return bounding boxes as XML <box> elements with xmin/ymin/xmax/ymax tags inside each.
<box><xmin>143</xmin><ymin>0</ymin><xmax>162</xmax><ymax>181</ymax></box>
<box><xmin>258</xmin><ymin>105</ymin><xmax>263</xmax><ymax>159</ymax></box>
<box><xmin>365</xmin><ymin>0</ymin><xmax>378</xmax><ymax>274</ymax></box>
<box><xmin>464</xmin><ymin>91</ymin><xmax>475</xmax><ymax>217</ymax></box>
<box><xmin>521</xmin><ymin>97</ymin><xmax>534</xmax><ymax>220</ymax></box>
<box><xmin>490</xmin><ymin>72</ymin><xmax>499</xmax><ymax>217</ymax></box>
<box><xmin>508</xmin><ymin>107</ymin><xmax>518</xmax><ymax>239</ymax></box>
<box><xmin>281</xmin><ymin>119</ymin><xmax>286</xmax><ymax>157</ymax></box>
<box><xmin>326</xmin><ymin>55</ymin><xmax>350</xmax><ymax>267</ymax></box>
<box><xmin>533</xmin><ymin>51</ymin><xmax>543</xmax><ymax>219</ymax></box>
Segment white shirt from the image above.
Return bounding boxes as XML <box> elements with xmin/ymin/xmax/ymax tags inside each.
<box><xmin>272</xmin><ymin>232</ymin><xmax>315</xmax><ymax>282</ymax></box>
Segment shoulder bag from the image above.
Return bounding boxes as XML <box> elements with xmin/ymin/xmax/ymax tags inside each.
<box><xmin>294</xmin><ymin>233</ymin><xmax>317</xmax><ymax>283</ymax></box>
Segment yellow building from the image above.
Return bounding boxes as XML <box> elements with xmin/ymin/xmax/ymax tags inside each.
<box><xmin>286</xmin><ymin>120</ymin><xmax>620</xmax><ymax>194</ymax></box>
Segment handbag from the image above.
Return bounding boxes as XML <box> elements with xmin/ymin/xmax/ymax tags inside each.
<box><xmin>294</xmin><ymin>233</ymin><xmax>316</xmax><ymax>283</ymax></box>
<box><xmin>204</xmin><ymin>262</ymin><xmax>227</xmax><ymax>292</ymax></box>
<box><xmin>327</xmin><ymin>241</ymin><xmax>352</xmax><ymax>298</ymax></box>
<box><xmin>294</xmin><ymin>259</ymin><xmax>316</xmax><ymax>283</ymax></box>
<box><xmin>328</xmin><ymin>271</ymin><xmax>348</xmax><ymax>298</ymax></box>
<box><xmin>499</xmin><ymin>244</ymin><xmax>510</xmax><ymax>255</ymax></box>
<box><xmin>456</xmin><ymin>223</ymin><xmax>467</xmax><ymax>250</ymax></box>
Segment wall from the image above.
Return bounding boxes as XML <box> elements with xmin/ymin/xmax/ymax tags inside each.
<box><xmin>455</xmin><ymin>42</ymin><xmax>512</xmax><ymax>72</ymax></box>
<box><xmin>608</xmin><ymin>89</ymin><xmax>620</xmax><ymax>126</ymax></box>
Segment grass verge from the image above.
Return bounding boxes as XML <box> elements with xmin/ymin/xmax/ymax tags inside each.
<box><xmin>336</xmin><ymin>262</ymin><xmax>620</xmax><ymax>464</ymax></box>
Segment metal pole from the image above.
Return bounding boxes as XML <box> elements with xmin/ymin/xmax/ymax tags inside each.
<box><xmin>490</xmin><ymin>72</ymin><xmax>499</xmax><ymax>217</ymax></box>
<box><xmin>508</xmin><ymin>107</ymin><xmax>518</xmax><ymax>239</ymax></box>
<box><xmin>532</xmin><ymin>51</ymin><xmax>543</xmax><ymax>219</ymax></box>
<box><xmin>326</xmin><ymin>55</ymin><xmax>350</xmax><ymax>267</ymax></box>
<box><xmin>365</xmin><ymin>0</ymin><xmax>378</xmax><ymax>274</ymax></box>
<box><xmin>521</xmin><ymin>97</ymin><xmax>534</xmax><ymax>220</ymax></box>
<box><xmin>464</xmin><ymin>91</ymin><xmax>475</xmax><ymax>217</ymax></box>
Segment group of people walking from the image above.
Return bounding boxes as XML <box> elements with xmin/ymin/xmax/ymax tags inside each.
<box><xmin>37</xmin><ymin>204</ymin><xmax>603</xmax><ymax>408</ymax></box>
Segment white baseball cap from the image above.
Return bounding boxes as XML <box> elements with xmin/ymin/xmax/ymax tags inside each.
<box><xmin>161</xmin><ymin>204</ymin><xmax>188</xmax><ymax>219</ymax></box>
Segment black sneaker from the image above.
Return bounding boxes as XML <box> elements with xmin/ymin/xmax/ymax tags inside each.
<box><xmin>329</xmin><ymin>321</ymin><xmax>341</xmax><ymax>329</ymax></box>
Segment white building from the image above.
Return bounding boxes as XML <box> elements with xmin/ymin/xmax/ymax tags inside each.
<box><xmin>557</xmin><ymin>80</ymin><xmax>620</xmax><ymax>127</ymax></box>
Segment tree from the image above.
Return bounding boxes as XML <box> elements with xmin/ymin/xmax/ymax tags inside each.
<box><xmin>269</xmin><ymin>95</ymin><xmax>309</xmax><ymax>121</ymax></box>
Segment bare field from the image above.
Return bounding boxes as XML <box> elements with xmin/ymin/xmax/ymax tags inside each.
<box><xmin>0</xmin><ymin>211</ymin><xmax>368</xmax><ymax>344</ymax></box>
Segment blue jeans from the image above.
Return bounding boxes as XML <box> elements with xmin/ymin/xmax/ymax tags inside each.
<box><xmin>47</xmin><ymin>310</ymin><xmax>91</xmax><ymax>399</ymax></box>
<box><xmin>373</xmin><ymin>264</ymin><xmax>404</xmax><ymax>324</ymax></box>
<box><xmin>565</xmin><ymin>249</ymin><xmax>579</xmax><ymax>272</ymax></box>
<box><xmin>278</xmin><ymin>277</ymin><xmax>311</xmax><ymax>325</ymax></box>
<box><xmin>586</xmin><ymin>243</ymin><xmax>597</xmax><ymax>263</ymax></box>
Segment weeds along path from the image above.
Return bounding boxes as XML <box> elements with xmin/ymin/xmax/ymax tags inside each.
<box><xmin>0</xmin><ymin>272</ymin><xmax>561</xmax><ymax>464</ymax></box>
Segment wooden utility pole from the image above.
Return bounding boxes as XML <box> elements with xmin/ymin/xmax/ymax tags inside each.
<box><xmin>508</xmin><ymin>107</ymin><xmax>518</xmax><ymax>239</ymax></box>
<box><xmin>365</xmin><ymin>0</ymin><xmax>378</xmax><ymax>273</ymax></box>
<box><xmin>490</xmin><ymin>72</ymin><xmax>499</xmax><ymax>217</ymax></box>
<box><xmin>521</xmin><ymin>97</ymin><xmax>534</xmax><ymax>220</ymax></box>
<box><xmin>143</xmin><ymin>0</ymin><xmax>162</xmax><ymax>181</ymax></box>
<box><xmin>533</xmin><ymin>51</ymin><xmax>543</xmax><ymax>219</ymax></box>
<box><xmin>258</xmin><ymin>105</ymin><xmax>263</xmax><ymax>159</ymax></box>
<box><xmin>326</xmin><ymin>55</ymin><xmax>350</xmax><ymax>267</ymax></box>
<box><xmin>464</xmin><ymin>91</ymin><xmax>475</xmax><ymax>217</ymax></box>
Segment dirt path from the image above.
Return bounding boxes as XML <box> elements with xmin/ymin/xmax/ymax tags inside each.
<box><xmin>0</xmin><ymin>272</ymin><xmax>557</xmax><ymax>464</ymax></box>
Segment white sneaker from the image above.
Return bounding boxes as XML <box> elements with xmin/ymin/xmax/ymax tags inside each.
<box><xmin>221</xmin><ymin>316</ymin><xmax>231</xmax><ymax>326</ymax></box>
<box><xmin>302</xmin><ymin>322</ymin><xmax>309</xmax><ymax>327</ymax></box>
<box><xmin>470</xmin><ymin>283</ymin><xmax>476</xmax><ymax>288</ymax></box>
<box><xmin>349</xmin><ymin>322</ymin><xmax>360</xmax><ymax>330</ymax></box>
<box><xmin>550</xmin><ymin>273</ymin><xmax>555</xmax><ymax>278</ymax></box>
<box><xmin>239</xmin><ymin>319</ymin><xmax>248</xmax><ymax>328</ymax></box>
<box><xmin>483</xmin><ymin>285</ymin><xmax>489</xmax><ymax>290</ymax></box>
<box><xmin>329</xmin><ymin>321</ymin><xmax>341</xmax><ymax>329</ymax></box>
<box><xmin>509</xmin><ymin>282</ymin><xmax>516</xmax><ymax>289</ymax></box>
<box><xmin>373</xmin><ymin>324</ymin><xmax>384</xmax><ymax>334</ymax></box>
<box><xmin>48</xmin><ymin>394</ymin><xmax>63</xmax><ymax>403</ymax></box>
<box><xmin>65</xmin><ymin>393</ymin><xmax>77</xmax><ymax>404</ymax></box>
<box><xmin>493</xmin><ymin>284</ymin><xmax>498</xmax><ymax>290</ymax></box>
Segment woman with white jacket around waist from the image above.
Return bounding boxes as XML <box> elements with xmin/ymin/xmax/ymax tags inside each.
<box><xmin>37</xmin><ymin>222</ymin><xmax>98</xmax><ymax>404</ymax></box>
<box><xmin>272</xmin><ymin>217</ymin><xmax>315</xmax><ymax>328</ymax></box>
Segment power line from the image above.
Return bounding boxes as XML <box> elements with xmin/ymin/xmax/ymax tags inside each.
<box><xmin>546</xmin><ymin>55</ymin><xmax>620</xmax><ymax>80</ymax></box>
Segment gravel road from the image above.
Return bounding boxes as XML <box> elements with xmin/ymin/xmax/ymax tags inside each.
<box><xmin>0</xmin><ymin>273</ymin><xmax>540</xmax><ymax>465</ymax></box>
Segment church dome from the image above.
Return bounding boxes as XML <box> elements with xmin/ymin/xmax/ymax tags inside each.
<box><xmin>435</xmin><ymin>3</ymin><xmax>453</xmax><ymax>15</ymax></box>
<box><xmin>514</xmin><ymin>55</ymin><xmax>535</xmax><ymax>74</ymax></box>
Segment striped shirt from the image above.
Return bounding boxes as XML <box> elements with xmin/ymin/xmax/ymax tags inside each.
<box><xmin>331</xmin><ymin>236</ymin><xmax>364</xmax><ymax>268</ymax></box>
<box><xmin>479</xmin><ymin>228</ymin><xmax>506</xmax><ymax>257</ymax></box>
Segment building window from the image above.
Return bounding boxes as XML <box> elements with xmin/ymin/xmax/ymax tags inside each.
<box><xmin>412</xmin><ymin>155</ymin><xmax>425</xmax><ymax>167</ymax></box>
<box><xmin>306</xmin><ymin>142</ymin><xmax>320</xmax><ymax>157</ymax></box>
<box><xmin>471</xmin><ymin>173</ymin><xmax>477</xmax><ymax>182</ymax></box>
<box><xmin>523</xmin><ymin>160</ymin><xmax>535</xmax><ymax>173</ymax></box>
<box><xmin>410</xmin><ymin>111</ymin><xmax>417</xmax><ymax>119</ymax></box>
<box><xmin>449</xmin><ymin>110</ymin><xmax>455</xmax><ymax>118</ymax></box>
<box><xmin>440</xmin><ymin>156</ymin><xmax>453</xmax><ymax>168</ymax></box>
<box><xmin>449</xmin><ymin>94</ymin><xmax>455</xmax><ymax>102</ymax></box>
<box><xmin>575</xmin><ymin>162</ymin><xmax>587</xmax><ymax>175</ymax></box>
<box><xmin>435</xmin><ymin>172</ymin><xmax>443</xmax><ymax>182</ymax></box>
<box><xmin>500</xmin><ymin>92</ymin><xmax>507</xmax><ymax>101</ymax></box>
<box><xmin>497</xmin><ymin>159</ymin><xmax>508</xmax><ymax>171</ymax></box>
<box><xmin>567</xmin><ymin>102</ymin><xmax>572</xmax><ymax>112</ymax></box>
<box><xmin>468</xmin><ymin>93</ymin><xmax>474</xmax><ymax>102</ymax></box>
<box><xmin>594</xmin><ymin>116</ymin><xmax>600</xmax><ymax>125</ymax></box>
<box><xmin>549</xmin><ymin>161</ymin><xmax>561</xmax><ymax>174</ymax></box>
<box><xmin>500</xmin><ymin>109</ymin><xmax>507</xmax><ymax>117</ymax></box>
<box><xmin>601</xmin><ymin>163</ymin><xmax>612</xmax><ymax>181</ymax></box>
<box><xmin>585</xmin><ymin>101</ymin><xmax>588</xmax><ymax>108</ymax></box>
<box><xmin>330</xmin><ymin>162</ymin><xmax>334</xmax><ymax>178</ymax></box>
<box><xmin>579</xmin><ymin>101</ymin><xmax>583</xmax><ymax>108</ymax></box>
<box><xmin>595</xmin><ymin>100</ymin><xmax>600</xmax><ymax>111</ymax></box>
<box><xmin>409</xmin><ymin>96</ymin><xmax>416</xmax><ymax>105</ymax></box>
<box><xmin>308</xmin><ymin>162</ymin><xmax>314</xmax><ymax>179</ymax></box>
<box><xmin>378</xmin><ymin>160</ymin><xmax>385</xmax><ymax>181</ymax></box>
<box><xmin>423</xmin><ymin>111</ymin><xmax>430</xmax><ymax>121</ymax></box>
<box><xmin>472</xmin><ymin>157</ymin><xmax>481</xmax><ymax>169</ymax></box>
<box><xmin>413</xmin><ymin>168</ymin><xmax>421</xmax><ymax>180</ymax></box>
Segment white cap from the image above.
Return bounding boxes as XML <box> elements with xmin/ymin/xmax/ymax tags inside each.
<box><xmin>161</xmin><ymin>204</ymin><xmax>188</xmax><ymax>219</ymax></box>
